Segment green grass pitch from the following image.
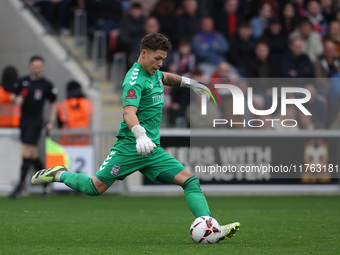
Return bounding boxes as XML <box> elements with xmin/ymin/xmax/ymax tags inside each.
<box><xmin>1</xmin><ymin>195</ymin><xmax>339</xmax><ymax>255</ymax></box>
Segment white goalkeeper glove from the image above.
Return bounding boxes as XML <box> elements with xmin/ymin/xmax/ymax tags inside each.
<box><xmin>132</xmin><ymin>125</ymin><xmax>156</xmax><ymax>157</ymax></box>
<box><xmin>180</xmin><ymin>76</ymin><xmax>211</xmax><ymax>99</ymax></box>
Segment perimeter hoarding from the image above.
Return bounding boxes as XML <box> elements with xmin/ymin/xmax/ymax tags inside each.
<box><xmin>143</xmin><ymin>131</ymin><xmax>340</xmax><ymax>185</ymax></box>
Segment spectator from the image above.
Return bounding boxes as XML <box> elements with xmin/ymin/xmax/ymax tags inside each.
<box><xmin>298</xmin><ymin>110</ymin><xmax>315</xmax><ymax>129</ymax></box>
<box><xmin>223</xmin><ymin>79</ymin><xmax>259</xmax><ymax>129</ymax></box>
<box><xmin>245</xmin><ymin>41</ymin><xmax>280</xmax><ymax>111</ymax></box>
<box><xmin>238</xmin><ymin>0</ymin><xmax>261</xmax><ymax>20</ymax></box>
<box><xmin>215</xmin><ymin>0</ymin><xmax>244</xmax><ymax>40</ymax></box>
<box><xmin>282</xmin><ymin>38</ymin><xmax>315</xmax><ymax>78</ymax></box>
<box><xmin>166</xmin><ymin>41</ymin><xmax>196</xmax><ymax>126</ymax></box>
<box><xmin>117</xmin><ymin>2</ymin><xmax>145</xmax><ymax>66</ymax></box>
<box><xmin>176</xmin><ymin>0</ymin><xmax>201</xmax><ymax>43</ymax></box>
<box><xmin>85</xmin><ymin>0</ymin><xmax>122</xmax><ymax>35</ymax></box>
<box><xmin>272</xmin><ymin>104</ymin><xmax>301</xmax><ymax>132</ymax></box>
<box><xmin>8</xmin><ymin>56</ymin><xmax>58</xmax><ymax>199</ymax></box>
<box><xmin>323</xmin><ymin>20</ymin><xmax>340</xmax><ymax>56</ymax></box>
<box><xmin>228</xmin><ymin>21</ymin><xmax>257</xmax><ymax>76</ymax></box>
<box><xmin>321</xmin><ymin>0</ymin><xmax>338</xmax><ymax>22</ymax></box>
<box><xmin>27</xmin><ymin>0</ymin><xmax>73</xmax><ymax>35</ymax></box>
<box><xmin>186</xmin><ymin>68</ymin><xmax>222</xmax><ymax>128</ymax></box>
<box><xmin>291</xmin><ymin>0</ymin><xmax>306</xmax><ymax>19</ymax></box>
<box><xmin>246</xmin><ymin>41</ymin><xmax>282</xmax><ymax>78</ymax></box>
<box><xmin>57</xmin><ymin>81</ymin><xmax>95</xmax><ymax>145</ymax></box>
<box><xmin>144</xmin><ymin>16</ymin><xmax>161</xmax><ymax>34</ymax></box>
<box><xmin>305</xmin><ymin>0</ymin><xmax>328</xmax><ymax>37</ymax></box>
<box><xmin>289</xmin><ymin>18</ymin><xmax>324</xmax><ymax>63</ymax></box>
<box><xmin>210</xmin><ymin>61</ymin><xmax>240</xmax><ymax>85</ymax></box>
<box><xmin>137</xmin><ymin>0</ymin><xmax>162</xmax><ymax>17</ymax></box>
<box><xmin>0</xmin><ymin>66</ymin><xmax>20</xmax><ymax>128</ymax></box>
<box><xmin>0</xmin><ymin>66</ymin><xmax>17</xmax><ymax>101</ymax></box>
<box><xmin>131</xmin><ymin>16</ymin><xmax>162</xmax><ymax>62</ymax></box>
<box><xmin>280</xmin><ymin>2</ymin><xmax>298</xmax><ymax>35</ymax></box>
<box><xmin>261</xmin><ymin>17</ymin><xmax>288</xmax><ymax>65</ymax></box>
<box><xmin>192</xmin><ymin>16</ymin><xmax>229</xmax><ymax>75</ymax></box>
<box><xmin>150</xmin><ymin>0</ymin><xmax>178</xmax><ymax>45</ymax></box>
<box><xmin>303</xmin><ymin>83</ymin><xmax>327</xmax><ymax>129</ymax></box>
<box><xmin>315</xmin><ymin>39</ymin><xmax>340</xmax><ymax>80</ymax></box>
<box><xmin>167</xmin><ymin>38</ymin><xmax>196</xmax><ymax>75</ymax></box>
<box><xmin>168</xmin><ymin>84</ymin><xmax>190</xmax><ymax>127</ymax></box>
<box><xmin>250</xmin><ymin>2</ymin><xmax>272</xmax><ymax>39</ymax></box>
<box><xmin>261</xmin><ymin>0</ymin><xmax>279</xmax><ymax>18</ymax></box>
<box><xmin>322</xmin><ymin>37</ymin><xmax>340</xmax><ymax>121</ymax></box>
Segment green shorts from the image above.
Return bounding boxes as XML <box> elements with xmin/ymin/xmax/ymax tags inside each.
<box><xmin>95</xmin><ymin>146</ymin><xmax>185</xmax><ymax>186</ymax></box>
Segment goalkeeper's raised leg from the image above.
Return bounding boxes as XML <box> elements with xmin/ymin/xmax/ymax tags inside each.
<box><xmin>31</xmin><ymin>165</ymin><xmax>108</xmax><ymax>196</ymax></box>
<box><xmin>31</xmin><ymin>165</ymin><xmax>68</xmax><ymax>184</ymax></box>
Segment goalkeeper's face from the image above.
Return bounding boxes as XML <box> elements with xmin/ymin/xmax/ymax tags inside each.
<box><xmin>141</xmin><ymin>49</ymin><xmax>167</xmax><ymax>75</ymax></box>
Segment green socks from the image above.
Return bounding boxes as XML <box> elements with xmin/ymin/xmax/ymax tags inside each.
<box><xmin>59</xmin><ymin>172</ymin><xmax>210</xmax><ymax>215</ymax></box>
<box><xmin>60</xmin><ymin>172</ymin><xmax>100</xmax><ymax>196</ymax></box>
<box><xmin>182</xmin><ymin>176</ymin><xmax>211</xmax><ymax>217</ymax></box>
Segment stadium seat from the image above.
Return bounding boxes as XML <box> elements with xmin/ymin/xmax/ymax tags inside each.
<box><xmin>109</xmin><ymin>29</ymin><xmax>127</xmax><ymax>91</ymax></box>
<box><xmin>109</xmin><ymin>28</ymin><xmax>120</xmax><ymax>53</ymax></box>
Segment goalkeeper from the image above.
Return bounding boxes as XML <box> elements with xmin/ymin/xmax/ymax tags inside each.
<box><xmin>32</xmin><ymin>33</ymin><xmax>240</xmax><ymax>241</ymax></box>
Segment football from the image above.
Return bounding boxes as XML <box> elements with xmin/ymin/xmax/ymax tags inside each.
<box><xmin>190</xmin><ymin>216</ymin><xmax>221</xmax><ymax>244</ymax></box>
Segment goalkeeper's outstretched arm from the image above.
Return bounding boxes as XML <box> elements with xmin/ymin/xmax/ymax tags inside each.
<box><xmin>162</xmin><ymin>72</ymin><xmax>182</xmax><ymax>87</ymax></box>
<box><xmin>162</xmin><ymin>72</ymin><xmax>211</xmax><ymax>99</ymax></box>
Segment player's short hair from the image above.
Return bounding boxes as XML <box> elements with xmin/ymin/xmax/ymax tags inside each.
<box><xmin>140</xmin><ymin>33</ymin><xmax>172</xmax><ymax>52</ymax></box>
<box><xmin>131</xmin><ymin>2</ymin><xmax>142</xmax><ymax>9</ymax></box>
<box><xmin>178</xmin><ymin>38</ymin><xmax>191</xmax><ymax>46</ymax></box>
<box><xmin>238</xmin><ymin>21</ymin><xmax>250</xmax><ymax>29</ymax></box>
<box><xmin>298</xmin><ymin>17</ymin><xmax>311</xmax><ymax>27</ymax></box>
<box><xmin>256</xmin><ymin>40</ymin><xmax>269</xmax><ymax>48</ymax></box>
<box><xmin>29</xmin><ymin>55</ymin><xmax>44</xmax><ymax>63</ymax></box>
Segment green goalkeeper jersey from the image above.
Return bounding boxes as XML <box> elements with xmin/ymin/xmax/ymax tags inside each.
<box><xmin>115</xmin><ymin>62</ymin><xmax>165</xmax><ymax>151</ymax></box>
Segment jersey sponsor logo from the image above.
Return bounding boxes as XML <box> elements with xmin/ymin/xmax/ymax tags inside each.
<box><xmin>152</xmin><ymin>93</ymin><xmax>164</xmax><ymax>104</ymax></box>
<box><xmin>111</xmin><ymin>165</ymin><xmax>120</xmax><ymax>176</ymax></box>
<box><xmin>126</xmin><ymin>89</ymin><xmax>137</xmax><ymax>99</ymax></box>
<box><xmin>34</xmin><ymin>89</ymin><xmax>43</xmax><ymax>100</ymax></box>
<box><xmin>159</xmin><ymin>77</ymin><xmax>163</xmax><ymax>87</ymax></box>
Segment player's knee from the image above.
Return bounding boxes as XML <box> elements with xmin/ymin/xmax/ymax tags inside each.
<box><xmin>182</xmin><ymin>176</ymin><xmax>201</xmax><ymax>192</ymax></box>
<box><xmin>86</xmin><ymin>178</ymin><xmax>101</xmax><ymax>196</ymax></box>
<box><xmin>92</xmin><ymin>176</ymin><xmax>109</xmax><ymax>195</ymax></box>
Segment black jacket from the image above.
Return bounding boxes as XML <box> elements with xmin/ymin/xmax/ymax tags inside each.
<box><xmin>228</xmin><ymin>33</ymin><xmax>257</xmax><ymax>69</ymax></box>
<box><xmin>281</xmin><ymin>51</ymin><xmax>315</xmax><ymax>78</ymax></box>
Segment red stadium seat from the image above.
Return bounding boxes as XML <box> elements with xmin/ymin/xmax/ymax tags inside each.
<box><xmin>109</xmin><ymin>28</ymin><xmax>127</xmax><ymax>90</ymax></box>
<box><xmin>109</xmin><ymin>28</ymin><xmax>121</xmax><ymax>53</ymax></box>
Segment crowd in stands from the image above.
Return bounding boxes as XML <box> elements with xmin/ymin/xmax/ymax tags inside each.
<box><xmin>17</xmin><ymin>0</ymin><xmax>340</xmax><ymax>130</ymax></box>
